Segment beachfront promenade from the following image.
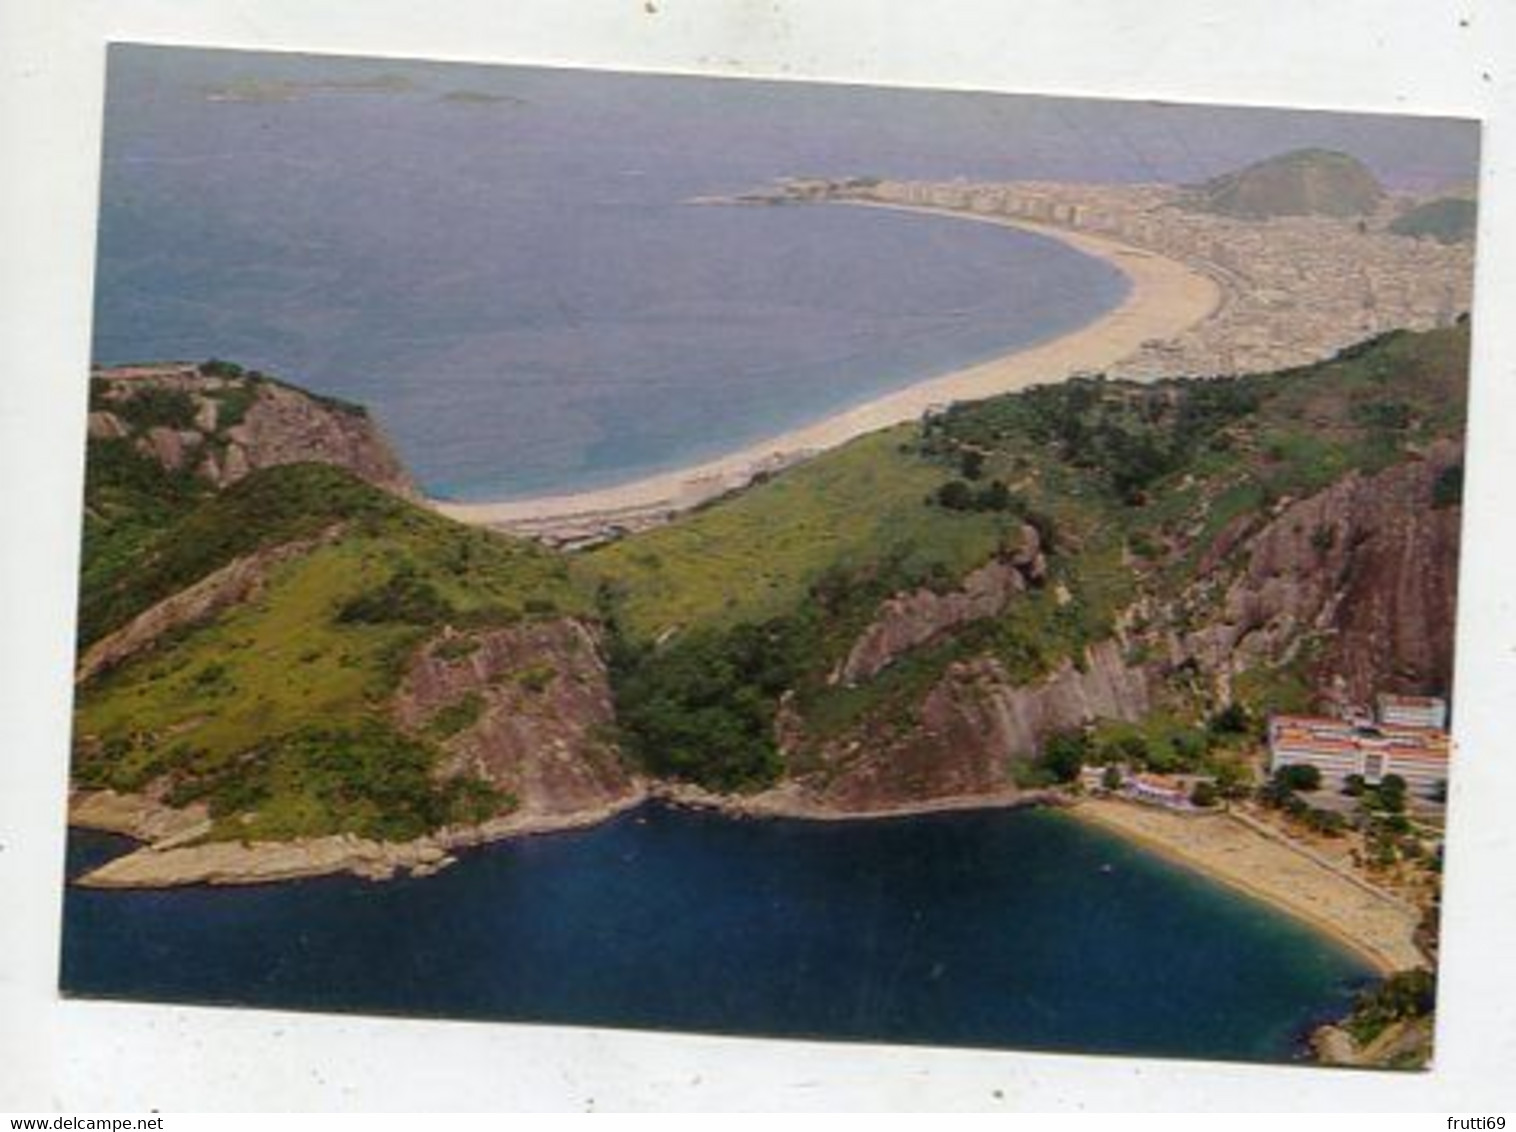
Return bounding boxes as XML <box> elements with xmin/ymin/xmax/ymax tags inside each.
<box><xmin>864</xmin><ymin>177</ymin><xmax>1472</xmax><ymax>380</ymax></box>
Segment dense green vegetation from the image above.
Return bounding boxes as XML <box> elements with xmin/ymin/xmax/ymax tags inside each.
<box><xmin>579</xmin><ymin>428</ymin><xmax>1025</xmax><ymax>641</ymax></box>
<box><xmin>80</xmin><ymin>462</ymin><xmax>584</xmax><ymax>648</ymax></box>
<box><xmin>111</xmin><ymin>386</ymin><xmax>200</xmax><ymax>431</ymax></box>
<box><xmin>80</xmin><ymin>439</ymin><xmax>213</xmax><ymax>611</ymax></box>
<box><xmin>1025</xmin><ymin>711</ymin><xmax>1255</xmax><ymax>790</ymax></box>
<box><xmin>81</xmin><ymin>463</ymin><xmax>408</xmax><ymax>646</ymax></box>
<box><xmin>584</xmin><ymin>323</ymin><xmax>1469</xmax><ymax>778</ymax></box>
<box><xmin>1341</xmin><ymin>968</ymin><xmax>1437</xmax><ymax>1047</ymax></box>
<box><xmin>146</xmin><ymin>721</ymin><xmax>505</xmax><ymax>842</ymax></box>
<box><xmin>1274</xmin><ymin>763</ymin><xmax>1323</xmax><ymax>792</ymax></box>
<box><xmin>80</xmin><ymin>357</ymin><xmax>378</xmax><ymax>647</ymax></box>
<box><xmin>75</xmin><ymin>323</ymin><xmax>1469</xmax><ymax>829</ymax></box>
<box><xmin>610</xmin><ymin>620</ymin><xmax>808</xmax><ymax>791</ymax></box>
<box><xmin>74</xmin><ymin>461</ymin><xmax>586</xmax><ymax>841</ymax></box>
<box><xmin>199</xmin><ymin>357</ymin><xmax>370</xmax><ymax>417</ymax></box>
<box><xmin>337</xmin><ymin>567</ymin><xmax>456</xmax><ymax>625</ymax></box>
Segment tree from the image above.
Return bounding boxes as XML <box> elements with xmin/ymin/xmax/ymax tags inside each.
<box><xmin>1257</xmin><ymin>779</ymin><xmax>1290</xmax><ymax>808</ymax></box>
<box><xmin>960</xmin><ymin>450</ymin><xmax>985</xmax><ymax>481</ymax></box>
<box><xmin>974</xmin><ymin>479</ymin><xmax>1012</xmax><ymax>512</ymax></box>
<box><xmin>1190</xmin><ymin>781</ymin><xmax>1219</xmax><ymax>808</ymax></box>
<box><xmin>1345</xmin><ymin>969</ymin><xmax>1437</xmax><ymax>1045</ymax></box>
<box><xmin>1040</xmin><ymin>730</ymin><xmax>1091</xmax><ymax>784</ymax></box>
<box><xmin>1373</xmin><ymin>773</ymin><xmax>1409</xmax><ymax>813</ymax></box>
<box><xmin>1101</xmin><ymin>764</ymin><xmax>1123</xmax><ymax>792</ymax></box>
<box><xmin>200</xmin><ymin>358</ymin><xmax>245</xmax><ymax>379</ymax></box>
<box><xmin>1343</xmin><ymin>773</ymin><xmax>1366</xmax><ymax>797</ymax></box>
<box><xmin>935</xmin><ymin>480</ymin><xmax>975</xmax><ymax>511</ymax></box>
<box><xmin>1276</xmin><ymin>763</ymin><xmax>1322</xmax><ymax>792</ymax></box>
<box><xmin>1170</xmin><ymin>729</ymin><xmax>1209</xmax><ymax>766</ymax></box>
<box><xmin>1310</xmin><ymin>524</ymin><xmax>1337</xmax><ymax>556</ymax></box>
<box><xmin>1208</xmin><ymin>702</ymin><xmax>1251</xmax><ymax>737</ymax></box>
<box><xmin>612</xmin><ymin>618</ymin><xmax>809</xmax><ymax>793</ymax></box>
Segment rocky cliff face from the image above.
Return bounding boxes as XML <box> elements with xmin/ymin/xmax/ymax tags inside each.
<box><xmin>90</xmin><ymin>363</ymin><xmax>419</xmax><ymax>499</ymax></box>
<box><xmin>833</xmin><ymin>524</ymin><xmax>1045</xmax><ymax>685</ymax></box>
<box><xmin>395</xmin><ymin>618</ymin><xmax>639</xmax><ymax>818</ymax></box>
<box><xmin>787</xmin><ymin>640</ymin><xmax>1148</xmax><ymax>812</ymax></box>
<box><xmin>775</xmin><ymin>441</ymin><xmax>1456</xmax><ymax>813</ymax></box>
<box><xmin>1177</xmin><ymin>441</ymin><xmax>1462</xmax><ymax>703</ymax></box>
<box><xmin>969</xmin><ymin>640</ymin><xmax>1152</xmax><ymax>754</ymax></box>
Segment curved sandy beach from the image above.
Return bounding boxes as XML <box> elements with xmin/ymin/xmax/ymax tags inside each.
<box><xmin>437</xmin><ymin>202</ymin><xmax>1222</xmax><ymax>531</ymax></box>
<box><xmin>1072</xmin><ymin>799</ymin><xmax>1424</xmax><ymax>975</ymax></box>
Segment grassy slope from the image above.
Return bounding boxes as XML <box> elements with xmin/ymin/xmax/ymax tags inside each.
<box><xmin>589</xmin><ymin>324</ymin><xmax>1466</xmax><ymax>646</ymax></box>
<box><xmin>74</xmin><ymin>461</ymin><xmax>587</xmax><ymax>841</ymax></box>
<box><xmin>578</xmin><ymin>428</ymin><xmax>1021</xmax><ymax>642</ymax></box>
<box><xmin>79</xmin><ymin>363</ymin><xmax>348</xmax><ymax>625</ymax></box>
<box><xmin>79</xmin><ymin>439</ymin><xmax>213</xmax><ymax>632</ymax></box>
<box><xmin>589</xmin><ymin>324</ymin><xmax>1469</xmax><ymax>785</ymax></box>
<box><xmin>75</xmin><ymin>325</ymin><xmax>1469</xmax><ymax>808</ymax></box>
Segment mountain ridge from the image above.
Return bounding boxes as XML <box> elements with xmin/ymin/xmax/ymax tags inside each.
<box><xmin>69</xmin><ymin>323</ymin><xmax>1467</xmax><ymax>883</ymax></box>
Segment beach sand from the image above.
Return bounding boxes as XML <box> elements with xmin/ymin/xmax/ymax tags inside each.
<box><xmin>436</xmin><ymin>203</ymin><xmax>1223</xmax><ymax>533</ymax></box>
<box><xmin>1071</xmin><ymin>798</ymin><xmax>1424</xmax><ymax>974</ymax></box>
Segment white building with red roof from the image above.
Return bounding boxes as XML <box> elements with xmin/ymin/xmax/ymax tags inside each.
<box><xmin>1267</xmin><ymin>695</ymin><xmax>1449</xmax><ymax>798</ymax></box>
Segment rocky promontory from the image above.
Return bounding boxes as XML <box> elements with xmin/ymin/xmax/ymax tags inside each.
<box><xmin>89</xmin><ymin>361</ymin><xmax>419</xmax><ymax>499</ymax></box>
<box><xmin>395</xmin><ymin>617</ymin><xmax>641</xmax><ymax>821</ymax></box>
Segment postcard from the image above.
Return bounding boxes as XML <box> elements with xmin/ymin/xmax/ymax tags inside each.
<box><xmin>62</xmin><ymin>42</ymin><xmax>1478</xmax><ymax>1071</ymax></box>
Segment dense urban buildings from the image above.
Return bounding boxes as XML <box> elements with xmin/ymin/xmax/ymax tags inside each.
<box><xmin>786</xmin><ymin>176</ymin><xmax>1474</xmax><ymax>381</ymax></box>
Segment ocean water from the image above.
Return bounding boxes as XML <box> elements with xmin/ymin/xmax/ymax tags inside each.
<box><xmin>61</xmin><ymin>805</ymin><xmax>1372</xmax><ymax>1062</ymax></box>
<box><xmin>91</xmin><ymin>47</ymin><xmax>1479</xmax><ymax>501</ymax></box>
<box><xmin>76</xmin><ymin>51</ymin><xmax>1435</xmax><ymax>1061</ymax></box>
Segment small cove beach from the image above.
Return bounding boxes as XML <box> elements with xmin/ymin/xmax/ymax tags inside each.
<box><xmin>1071</xmin><ymin>799</ymin><xmax>1425</xmax><ymax>974</ymax></box>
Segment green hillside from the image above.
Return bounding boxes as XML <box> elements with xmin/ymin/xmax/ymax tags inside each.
<box><xmin>578</xmin><ymin>428</ymin><xmax>1017</xmax><ymax>641</ymax></box>
<box><xmin>592</xmin><ymin>324</ymin><xmax>1467</xmax><ymax>643</ymax></box>
<box><xmin>73</xmin><ymin>322</ymin><xmax>1470</xmax><ymax>819</ymax></box>
<box><xmin>589</xmin><ymin>323</ymin><xmax>1469</xmax><ymax>789</ymax></box>
<box><xmin>73</xmin><ymin>462</ymin><xmax>587</xmax><ymax>842</ymax></box>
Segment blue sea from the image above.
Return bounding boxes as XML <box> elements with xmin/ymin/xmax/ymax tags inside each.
<box><xmin>91</xmin><ymin>47</ymin><xmax>1479</xmax><ymax>500</ymax></box>
<box><xmin>62</xmin><ymin>805</ymin><xmax>1372</xmax><ymax>1062</ymax></box>
<box><xmin>73</xmin><ymin>48</ymin><xmax>1462</xmax><ymax>1058</ymax></box>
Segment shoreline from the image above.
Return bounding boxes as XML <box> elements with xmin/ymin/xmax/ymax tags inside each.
<box><xmin>68</xmin><ymin>786</ymin><xmax>1423</xmax><ymax>984</ymax></box>
<box><xmin>68</xmin><ymin>784</ymin><xmax>1068</xmax><ymax>889</ymax></box>
<box><xmin>1067</xmin><ymin>798</ymin><xmax>1424</xmax><ymax>976</ymax></box>
<box><xmin>434</xmin><ymin>202</ymin><xmax>1222</xmax><ymax>535</ymax></box>
<box><xmin>68</xmin><ymin>786</ymin><xmax>653</xmax><ymax>889</ymax></box>
<box><xmin>647</xmin><ymin>780</ymin><xmax>1068</xmax><ymax>823</ymax></box>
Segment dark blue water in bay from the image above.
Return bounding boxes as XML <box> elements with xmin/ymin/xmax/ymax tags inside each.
<box><xmin>92</xmin><ymin>47</ymin><xmax>1479</xmax><ymax>501</ymax></box>
<box><xmin>61</xmin><ymin>805</ymin><xmax>1372</xmax><ymax>1062</ymax></box>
